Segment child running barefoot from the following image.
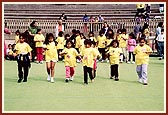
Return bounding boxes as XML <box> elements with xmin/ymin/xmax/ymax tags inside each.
<box><xmin>43</xmin><ymin>33</ymin><xmax>58</xmax><ymax>83</ymax></box>
<box><xmin>13</xmin><ymin>33</ymin><xmax>32</xmax><ymax>83</ymax></box>
<box><xmin>60</xmin><ymin>39</ymin><xmax>80</xmax><ymax>83</ymax></box>
<box><xmin>133</xmin><ymin>37</ymin><xmax>152</xmax><ymax>85</ymax></box>
<box><xmin>106</xmin><ymin>40</ymin><xmax>122</xmax><ymax>81</ymax></box>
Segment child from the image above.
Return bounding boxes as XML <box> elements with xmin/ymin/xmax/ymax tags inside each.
<box><xmin>106</xmin><ymin>40</ymin><xmax>122</xmax><ymax>81</ymax></box>
<box><xmin>91</xmin><ymin>41</ymin><xmax>101</xmax><ymax>78</ymax></box>
<box><xmin>118</xmin><ymin>28</ymin><xmax>129</xmax><ymax>63</ymax></box>
<box><xmin>97</xmin><ymin>30</ymin><xmax>107</xmax><ymax>62</ymax></box>
<box><xmin>133</xmin><ymin>38</ymin><xmax>152</xmax><ymax>85</ymax></box>
<box><xmin>34</xmin><ymin>29</ymin><xmax>45</xmax><ymax>64</ymax></box>
<box><xmin>156</xmin><ymin>29</ymin><xmax>164</xmax><ymax>60</ymax></box>
<box><xmin>56</xmin><ymin>31</ymin><xmax>65</xmax><ymax>61</ymax></box>
<box><xmin>13</xmin><ymin>33</ymin><xmax>32</xmax><ymax>83</ymax></box>
<box><xmin>14</xmin><ymin>30</ymin><xmax>20</xmax><ymax>44</ymax></box>
<box><xmin>81</xmin><ymin>39</ymin><xmax>97</xmax><ymax>85</ymax></box>
<box><xmin>88</xmin><ymin>31</ymin><xmax>97</xmax><ymax>43</ymax></box>
<box><xmin>43</xmin><ymin>33</ymin><xmax>58</xmax><ymax>83</ymax></box>
<box><xmin>6</xmin><ymin>44</ymin><xmax>14</xmax><ymax>60</ymax></box>
<box><xmin>79</xmin><ymin>33</ymin><xmax>86</xmax><ymax>54</ymax></box>
<box><xmin>60</xmin><ymin>40</ymin><xmax>79</xmax><ymax>82</ymax></box>
<box><xmin>75</xmin><ymin>30</ymin><xmax>81</xmax><ymax>53</ymax></box>
<box><xmin>127</xmin><ymin>32</ymin><xmax>136</xmax><ymax>64</ymax></box>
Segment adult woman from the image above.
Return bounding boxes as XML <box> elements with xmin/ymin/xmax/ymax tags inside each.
<box><xmin>55</xmin><ymin>20</ymin><xmax>64</xmax><ymax>38</ymax></box>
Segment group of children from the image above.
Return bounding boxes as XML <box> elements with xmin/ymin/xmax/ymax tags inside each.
<box><xmin>10</xmin><ymin>26</ymin><xmax>153</xmax><ymax>85</ymax></box>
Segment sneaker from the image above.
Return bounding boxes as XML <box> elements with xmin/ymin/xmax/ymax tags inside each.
<box><xmin>127</xmin><ymin>61</ymin><xmax>130</xmax><ymax>64</ymax></box>
<box><xmin>101</xmin><ymin>60</ymin><xmax>105</xmax><ymax>63</ymax></box>
<box><xmin>36</xmin><ymin>61</ymin><xmax>39</xmax><ymax>64</ymax></box>
<box><xmin>50</xmin><ymin>77</ymin><xmax>54</xmax><ymax>83</ymax></box>
<box><xmin>65</xmin><ymin>79</ymin><xmax>69</xmax><ymax>83</ymax></box>
<box><xmin>159</xmin><ymin>57</ymin><xmax>162</xmax><ymax>60</ymax></box>
<box><xmin>84</xmin><ymin>82</ymin><xmax>88</xmax><ymax>85</ymax></box>
<box><xmin>23</xmin><ymin>79</ymin><xmax>27</xmax><ymax>82</ymax></box>
<box><xmin>17</xmin><ymin>78</ymin><xmax>23</xmax><ymax>83</ymax></box>
<box><xmin>114</xmin><ymin>78</ymin><xmax>119</xmax><ymax>81</ymax></box>
<box><xmin>47</xmin><ymin>76</ymin><xmax>51</xmax><ymax>82</ymax></box>
<box><xmin>91</xmin><ymin>79</ymin><xmax>94</xmax><ymax>83</ymax></box>
<box><xmin>40</xmin><ymin>61</ymin><xmax>43</xmax><ymax>64</ymax></box>
<box><xmin>106</xmin><ymin>60</ymin><xmax>109</xmax><ymax>63</ymax></box>
<box><xmin>132</xmin><ymin>61</ymin><xmax>135</xmax><ymax>64</ymax></box>
<box><xmin>70</xmin><ymin>76</ymin><xmax>74</xmax><ymax>81</ymax></box>
<box><xmin>138</xmin><ymin>79</ymin><xmax>143</xmax><ymax>83</ymax></box>
<box><xmin>143</xmin><ymin>83</ymin><xmax>148</xmax><ymax>85</ymax></box>
<box><xmin>110</xmin><ymin>76</ymin><xmax>114</xmax><ymax>79</ymax></box>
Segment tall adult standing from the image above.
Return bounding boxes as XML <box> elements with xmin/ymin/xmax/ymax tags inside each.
<box><xmin>101</xmin><ymin>22</ymin><xmax>111</xmax><ymax>37</ymax></box>
<box><xmin>59</xmin><ymin>13</ymin><xmax>67</xmax><ymax>31</ymax></box>
<box><xmin>55</xmin><ymin>20</ymin><xmax>64</xmax><ymax>38</ymax></box>
<box><xmin>28</xmin><ymin>20</ymin><xmax>39</xmax><ymax>62</ymax></box>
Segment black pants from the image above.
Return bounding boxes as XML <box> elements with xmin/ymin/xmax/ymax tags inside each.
<box><xmin>17</xmin><ymin>54</ymin><xmax>30</xmax><ymax>80</ymax></box>
<box><xmin>128</xmin><ymin>52</ymin><xmax>135</xmax><ymax>62</ymax></box>
<box><xmin>83</xmin><ymin>66</ymin><xmax>94</xmax><ymax>84</ymax></box>
<box><xmin>110</xmin><ymin>64</ymin><xmax>119</xmax><ymax>79</ymax></box>
<box><xmin>98</xmin><ymin>48</ymin><xmax>106</xmax><ymax>60</ymax></box>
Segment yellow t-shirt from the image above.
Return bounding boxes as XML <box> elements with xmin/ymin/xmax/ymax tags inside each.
<box><xmin>61</xmin><ymin>48</ymin><xmax>79</xmax><ymax>67</ymax></box>
<box><xmin>143</xmin><ymin>28</ymin><xmax>150</xmax><ymax>38</ymax></box>
<box><xmin>133</xmin><ymin>44</ymin><xmax>152</xmax><ymax>65</ymax></box>
<box><xmin>14</xmin><ymin>42</ymin><xmax>32</xmax><ymax>55</ymax></box>
<box><xmin>75</xmin><ymin>35</ymin><xmax>81</xmax><ymax>48</ymax></box>
<box><xmin>81</xmin><ymin>47</ymin><xmax>97</xmax><ymax>68</ymax></box>
<box><xmin>107</xmin><ymin>47</ymin><xmax>122</xmax><ymax>65</ymax></box>
<box><xmin>56</xmin><ymin>37</ymin><xmax>65</xmax><ymax>49</ymax></box>
<box><xmin>118</xmin><ymin>34</ymin><xmax>128</xmax><ymax>48</ymax></box>
<box><xmin>44</xmin><ymin>42</ymin><xmax>58</xmax><ymax>61</ymax></box>
<box><xmin>79</xmin><ymin>39</ymin><xmax>85</xmax><ymax>53</ymax></box>
<box><xmin>97</xmin><ymin>35</ymin><xmax>107</xmax><ymax>48</ymax></box>
<box><xmin>34</xmin><ymin>34</ymin><xmax>45</xmax><ymax>47</ymax></box>
<box><xmin>15</xmin><ymin>35</ymin><xmax>19</xmax><ymax>44</ymax></box>
<box><xmin>106</xmin><ymin>39</ymin><xmax>113</xmax><ymax>46</ymax></box>
<box><xmin>8</xmin><ymin>49</ymin><xmax>13</xmax><ymax>55</ymax></box>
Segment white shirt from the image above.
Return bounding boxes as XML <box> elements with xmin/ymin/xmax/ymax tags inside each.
<box><xmin>156</xmin><ymin>34</ymin><xmax>164</xmax><ymax>42</ymax></box>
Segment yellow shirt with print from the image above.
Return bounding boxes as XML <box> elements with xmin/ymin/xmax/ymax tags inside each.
<box><xmin>133</xmin><ymin>44</ymin><xmax>152</xmax><ymax>65</ymax></box>
<box><xmin>14</xmin><ymin>42</ymin><xmax>32</xmax><ymax>55</ymax></box>
<box><xmin>107</xmin><ymin>47</ymin><xmax>122</xmax><ymax>65</ymax></box>
<box><xmin>34</xmin><ymin>34</ymin><xmax>45</xmax><ymax>47</ymax></box>
<box><xmin>44</xmin><ymin>42</ymin><xmax>58</xmax><ymax>61</ymax></box>
<box><xmin>118</xmin><ymin>34</ymin><xmax>128</xmax><ymax>48</ymax></box>
<box><xmin>97</xmin><ymin>35</ymin><xmax>107</xmax><ymax>48</ymax></box>
<box><xmin>61</xmin><ymin>48</ymin><xmax>79</xmax><ymax>67</ymax></box>
<box><xmin>75</xmin><ymin>35</ymin><xmax>81</xmax><ymax>48</ymax></box>
<box><xmin>56</xmin><ymin>37</ymin><xmax>65</xmax><ymax>49</ymax></box>
<box><xmin>15</xmin><ymin>35</ymin><xmax>19</xmax><ymax>44</ymax></box>
<box><xmin>79</xmin><ymin>39</ymin><xmax>85</xmax><ymax>53</ymax></box>
<box><xmin>81</xmin><ymin>47</ymin><xmax>97</xmax><ymax>68</ymax></box>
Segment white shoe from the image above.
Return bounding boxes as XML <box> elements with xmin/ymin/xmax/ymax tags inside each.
<box><xmin>40</xmin><ymin>61</ymin><xmax>43</xmax><ymax>64</ymax></box>
<box><xmin>132</xmin><ymin>61</ymin><xmax>135</xmax><ymax>64</ymax></box>
<box><xmin>50</xmin><ymin>77</ymin><xmax>54</xmax><ymax>83</ymax></box>
<box><xmin>139</xmin><ymin>79</ymin><xmax>143</xmax><ymax>83</ymax></box>
<box><xmin>127</xmin><ymin>61</ymin><xmax>130</xmax><ymax>64</ymax></box>
<box><xmin>77</xmin><ymin>59</ymin><xmax>80</xmax><ymax>63</ymax></box>
<box><xmin>47</xmin><ymin>75</ymin><xmax>51</xmax><ymax>81</ymax></box>
<box><xmin>36</xmin><ymin>61</ymin><xmax>39</xmax><ymax>64</ymax></box>
<box><xmin>70</xmin><ymin>76</ymin><xmax>74</xmax><ymax>81</ymax></box>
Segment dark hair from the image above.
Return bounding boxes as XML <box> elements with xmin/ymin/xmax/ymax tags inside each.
<box><xmin>36</xmin><ymin>28</ymin><xmax>41</xmax><ymax>34</ymax></box>
<box><xmin>129</xmin><ymin>32</ymin><xmax>136</xmax><ymax>39</ymax></box>
<box><xmin>65</xmin><ymin>39</ymin><xmax>74</xmax><ymax>48</ymax></box>
<box><xmin>30</xmin><ymin>21</ymin><xmax>37</xmax><ymax>27</ymax></box>
<box><xmin>76</xmin><ymin>30</ymin><xmax>80</xmax><ymax>34</ymax></box>
<box><xmin>91</xmin><ymin>41</ymin><xmax>97</xmax><ymax>46</ymax></box>
<box><xmin>80</xmin><ymin>33</ymin><xmax>86</xmax><ymax>39</ymax></box>
<box><xmin>109</xmin><ymin>40</ymin><xmax>119</xmax><ymax>47</ymax></box>
<box><xmin>139</xmin><ymin>37</ymin><xmax>146</xmax><ymax>43</ymax></box>
<box><xmin>72</xmin><ymin>29</ymin><xmax>77</xmax><ymax>34</ymax></box>
<box><xmin>64</xmin><ymin>34</ymin><xmax>70</xmax><ymax>40</ymax></box>
<box><xmin>58</xmin><ymin>31</ymin><xmax>64</xmax><ymax>37</ymax></box>
<box><xmin>117</xmin><ymin>29</ymin><xmax>122</xmax><ymax>33</ymax></box>
<box><xmin>19</xmin><ymin>33</ymin><xmax>26</xmax><ymax>39</ymax></box>
<box><xmin>161</xmin><ymin>28</ymin><xmax>164</xmax><ymax>32</ymax></box>
<box><xmin>99</xmin><ymin>30</ymin><xmax>105</xmax><ymax>36</ymax></box>
<box><xmin>158</xmin><ymin>22</ymin><xmax>163</xmax><ymax>27</ymax></box>
<box><xmin>121</xmin><ymin>28</ymin><xmax>126</xmax><ymax>33</ymax></box>
<box><xmin>44</xmin><ymin>33</ymin><xmax>56</xmax><ymax>45</ymax></box>
<box><xmin>8</xmin><ymin>44</ymin><xmax>12</xmax><ymax>47</ymax></box>
<box><xmin>88</xmin><ymin>31</ymin><xmax>94</xmax><ymax>37</ymax></box>
<box><xmin>15</xmin><ymin>30</ymin><xmax>20</xmax><ymax>34</ymax></box>
<box><xmin>84</xmin><ymin>39</ymin><xmax>92</xmax><ymax>46</ymax></box>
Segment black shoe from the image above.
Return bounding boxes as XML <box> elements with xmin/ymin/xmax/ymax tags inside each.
<box><xmin>115</xmin><ymin>78</ymin><xmax>119</xmax><ymax>81</ymax></box>
<box><xmin>143</xmin><ymin>83</ymin><xmax>148</xmax><ymax>85</ymax></box>
<box><xmin>110</xmin><ymin>77</ymin><xmax>113</xmax><ymax>79</ymax></box>
<box><xmin>84</xmin><ymin>82</ymin><xmax>88</xmax><ymax>85</ymax></box>
<box><xmin>17</xmin><ymin>78</ymin><xmax>22</xmax><ymax>83</ymax></box>
<box><xmin>23</xmin><ymin>79</ymin><xmax>27</xmax><ymax>82</ymax></box>
<box><xmin>65</xmin><ymin>79</ymin><xmax>69</xmax><ymax>83</ymax></box>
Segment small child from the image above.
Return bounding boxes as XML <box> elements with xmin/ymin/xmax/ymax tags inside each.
<box><xmin>127</xmin><ymin>32</ymin><xmax>136</xmax><ymax>64</ymax></box>
<box><xmin>34</xmin><ymin>29</ymin><xmax>45</xmax><ymax>64</ymax></box>
<box><xmin>14</xmin><ymin>30</ymin><xmax>20</xmax><ymax>44</ymax></box>
<box><xmin>13</xmin><ymin>33</ymin><xmax>32</xmax><ymax>83</ymax></box>
<box><xmin>60</xmin><ymin>40</ymin><xmax>79</xmax><ymax>82</ymax></box>
<box><xmin>88</xmin><ymin>31</ymin><xmax>97</xmax><ymax>43</ymax></box>
<box><xmin>56</xmin><ymin>31</ymin><xmax>65</xmax><ymax>61</ymax></box>
<box><xmin>43</xmin><ymin>33</ymin><xmax>58</xmax><ymax>83</ymax></box>
<box><xmin>156</xmin><ymin>29</ymin><xmax>164</xmax><ymax>60</ymax></box>
<box><xmin>106</xmin><ymin>40</ymin><xmax>122</xmax><ymax>81</ymax></box>
<box><xmin>6</xmin><ymin>44</ymin><xmax>14</xmax><ymax>60</ymax></box>
<box><xmin>79</xmin><ymin>33</ymin><xmax>86</xmax><ymax>54</ymax></box>
<box><xmin>133</xmin><ymin>37</ymin><xmax>152</xmax><ymax>85</ymax></box>
<box><xmin>81</xmin><ymin>39</ymin><xmax>98</xmax><ymax>85</ymax></box>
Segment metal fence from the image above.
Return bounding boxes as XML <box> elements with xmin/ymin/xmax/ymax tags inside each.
<box><xmin>4</xmin><ymin>18</ymin><xmax>164</xmax><ymax>38</ymax></box>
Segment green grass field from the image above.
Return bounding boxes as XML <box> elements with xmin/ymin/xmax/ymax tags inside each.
<box><xmin>3</xmin><ymin>57</ymin><xmax>165</xmax><ymax>112</ymax></box>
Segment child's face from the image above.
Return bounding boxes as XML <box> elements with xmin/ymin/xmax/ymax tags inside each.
<box><xmin>112</xmin><ymin>42</ymin><xmax>117</xmax><ymax>48</ymax></box>
<box><xmin>89</xmin><ymin>33</ymin><xmax>93</xmax><ymax>37</ymax></box>
<box><xmin>19</xmin><ymin>37</ymin><xmax>25</xmax><ymax>43</ymax></box>
<box><xmin>67</xmin><ymin>42</ymin><xmax>72</xmax><ymax>48</ymax></box>
<box><xmin>38</xmin><ymin>30</ymin><xmax>42</xmax><ymax>34</ymax></box>
<box><xmin>16</xmin><ymin>32</ymin><xmax>19</xmax><ymax>35</ymax></box>
<box><xmin>49</xmin><ymin>36</ymin><xmax>54</xmax><ymax>42</ymax></box>
<box><xmin>85</xmin><ymin>44</ymin><xmax>91</xmax><ymax>48</ymax></box>
<box><xmin>139</xmin><ymin>40</ymin><xmax>145</xmax><ymax>46</ymax></box>
<box><xmin>8</xmin><ymin>45</ymin><xmax>12</xmax><ymax>49</ymax></box>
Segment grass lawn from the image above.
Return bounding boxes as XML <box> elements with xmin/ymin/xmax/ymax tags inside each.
<box><xmin>3</xmin><ymin>57</ymin><xmax>165</xmax><ymax>112</ymax></box>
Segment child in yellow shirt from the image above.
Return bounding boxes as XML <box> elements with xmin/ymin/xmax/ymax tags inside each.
<box><xmin>79</xmin><ymin>33</ymin><xmax>86</xmax><ymax>54</ymax></box>
<box><xmin>56</xmin><ymin>31</ymin><xmax>65</xmax><ymax>61</ymax></box>
<box><xmin>14</xmin><ymin>30</ymin><xmax>20</xmax><ymax>44</ymax></box>
<box><xmin>81</xmin><ymin>39</ymin><xmax>97</xmax><ymax>85</ymax></box>
<box><xmin>133</xmin><ymin>38</ymin><xmax>152</xmax><ymax>85</ymax></box>
<box><xmin>34</xmin><ymin>29</ymin><xmax>45</xmax><ymax>64</ymax></box>
<box><xmin>60</xmin><ymin>40</ymin><xmax>79</xmax><ymax>82</ymax></box>
<box><xmin>106</xmin><ymin>40</ymin><xmax>122</xmax><ymax>81</ymax></box>
<box><xmin>43</xmin><ymin>33</ymin><xmax>58</xmax><ymax>83</ymax></box>
<box><xmin>13</xmin><ymin>33</ymin><xmax>32</xmax><ymax>83</ymax></box>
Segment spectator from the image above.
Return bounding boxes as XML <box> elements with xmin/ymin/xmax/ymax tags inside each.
<box><xmin>101</xmin><ymin>22</ymin><xmax>111</xmax><ymax>36</ymax></box>
<box><xmin>135</xmin><ymin>4</ymin><xmax>145</xmax><ymax>18</ymax></box>
<box><xmin>59</xmin><ymin>13</ymin><xmax>67</xmax><ymax>30</ymax></box>
<box><xmin>55</xmin><ymin>20</ymin><xmax>64</xmax><ymax>38</ymax></box>
<box><xmin>98</xmin><ymin>14</ymin><xmax>104</xmax><ymax>29</ymax></box>
<box><xmin>89</xmin><ymin>15</ymin><xmax>95</xmax><ymax>32</ymax></box>
<box><xmin>83</xmin><ymin>14</ymin><xmax>89</xmax><ymax>33</ymax></box>
<box><xmin>4</xmin><ymin>20</ymin><xmax>12</xmax><ymax>34</ymax></box>
<box><xmin>134</xmin><ymin>22</ymin><xmax>142</xmax><ymax>42</ymax></box>
<box><xmin>159</xmin><ymin>4</ymin><xmax>164</xmax><ymax>13</ymax></box>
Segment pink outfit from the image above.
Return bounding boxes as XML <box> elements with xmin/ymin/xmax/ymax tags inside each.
<box><xmin>66</xmin><ymin>66</ymin><xmax>75</xmax><ymax>78</ymax></box>
<box><xmin>4</xmin><ymin>41</ymin><xmax>7</xmax><ymax>58</ymax></box>
<box><xmin>127</xmin><ymin>39</ymin><xmax>136</xmax><ymax>52</ymax></box>
<box><xmin>93</xmin><ymin>59</ymin><xmax>97</xmax><ymax>70</ymax></box>
<box><xmin>36</xmin><ymin>47</ymin><xmax>43</xmax><ymax>61</ymax></box>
